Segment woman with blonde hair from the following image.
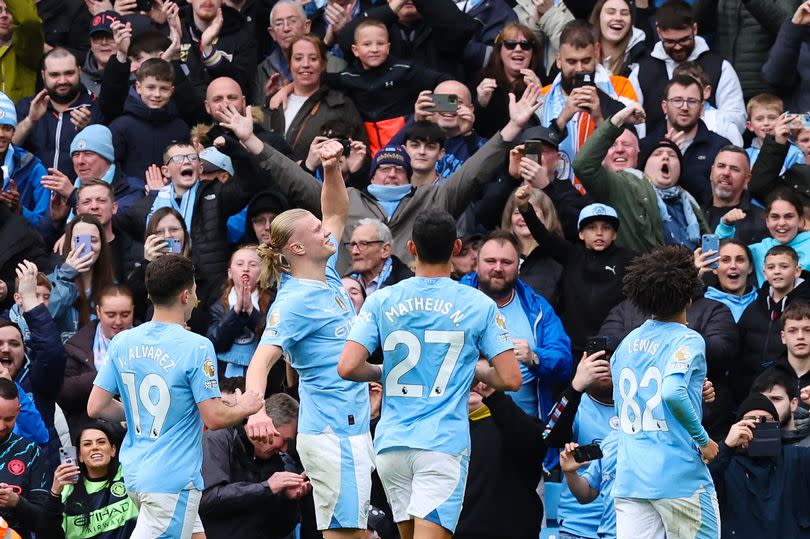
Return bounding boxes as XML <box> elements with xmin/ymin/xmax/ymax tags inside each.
<box><xmin>244</xmin><ymin>140</ymin><xmax>374</xmax><ymax>538</ymax></box>
<box><xmin>501</xmin><ymin>186</ymin><xmax>564</xmax><ymax>304</ymax></box>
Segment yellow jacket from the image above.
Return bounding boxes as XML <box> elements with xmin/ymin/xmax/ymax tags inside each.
<box><xmin>0</xmin><ymin>0</ymin><xmax>43</xmax><ymax>102</ymax></box>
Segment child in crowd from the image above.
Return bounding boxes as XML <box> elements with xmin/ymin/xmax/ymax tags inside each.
<box><xmin>327</xmin><ymin>19</ymin><xmax>449</xmax><ymax>154</ymax></box>
<box><xmin>736</xmin><ymin>244</ymin><xmax>810</xmax><ymax>404</ymax></box>
<box><xmin>745</xmin><ymin>93</ymin><xmax>805</xmax><ymax>173</ymax></box>
<box><xmin>108</xmin><ymin>58</ymin><xmax>189</xmax><ymax>181</ymax></box>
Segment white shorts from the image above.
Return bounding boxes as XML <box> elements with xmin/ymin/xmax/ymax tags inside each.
<box><xmin>128</xmin><ymin>489</ymin><xmax>204</xmax><ymax>539</ymax></box>
<box><xmin>375</xmin><ymin>447</ymin><xmax>469</xmax><ymax>533</ymax></box>
<box><xmin>297</xmin><ymin>430</ymin><xmax>375</xmax><ymax>531</ymax></box>
<box><xmin>615</xmin><ymin>485</ymin><xmax>720</xmax><ymax>539</ymax></box>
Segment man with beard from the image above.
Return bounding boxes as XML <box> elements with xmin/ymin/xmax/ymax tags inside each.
<box><xmin>752</xmin><ymin>367</ymin><xmax>810</xmax><ymax>446</ymax></box>
<box><xmin>536</xmin><ymin>20</ymin><xmax>638</xmax><ymax>193</ymax></box>
<box><xmin>459</xmin><ymin>230</ymin><xmax>572</xmax><ymax>420</ymax></box>
<box><xmin>640</xmin><ymin>75</ymin><xmax>732</xmax><ymax>206</ymax></box>
<box><xmin>703</xmin><ymin>146</ymin><xmax>769</xmax><ymax>245</ymax></box>
<box><xmin>13</xmin><ymin>48</ymin><xmax>103</xmax><ymax>180</ymax></box>
<box><xmin>574</xmin><ymin>102</ymin><xmax>710</xmax><ymax>253</ymax></box>
<box><xmin>632</xmin><ymin>0</ymin><xmax>746</xmax><ymax>135</ymax></box>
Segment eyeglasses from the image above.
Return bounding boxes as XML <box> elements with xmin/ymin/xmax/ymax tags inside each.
<box><xmin>343</xmin><ymin>240</ymin><xmax>385</xmax><ymax>251</ymax></box>
<box><xmin>743</xmin><ymin>415</ymin><xmax>773</xmax><ymax>423</ymax></box>
<box><xmin>661</xmin><ymin>35</ymin><xmax>694</xmax><ymax>47</ymax></box>
<box><xmin>376</xmin><ymin>164</ymin><xmax>406</xmax><ymax>174</ymax></box>
<box><xmin>667</xmin><ymin>97</ymin><xmax>702</xmax><ymax>109</ymax></box>
<box><xmin>165</xmin><ymin>153</ymin><xmax>200</xmax><ymax>164</ymax></box>
<box><xmin>502</xmin><ymin>39</ymin><xmax>532</xmax><ymax>51</ymax></box>
<box><xmin>251</xmin><ymin>216</ymin><xmax>273</xmax><ymax>226</ymax></box>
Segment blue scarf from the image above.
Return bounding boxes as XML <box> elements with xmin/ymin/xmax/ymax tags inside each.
<box><xmin>1</xmin><ymin>146</ymin><xmax>14</xmax><ymax>188</ymax></box>
<box><xmin>367</xmin><ymin>184</ymin><xmax>411</xmax><ymax>219</ymax></box>
<box><xmin>351</xmin><ymin>257</ymin><xmax>393</xmax><ymax>293</ymax></box>
<box><xmin>704</xmin><ymin>286</ymin><xmax>757</xmax><ymax>322</ymax></box>
<box><xmin>92</xmin><ymin>322</ymin><xmax>111</xmax><ymax>371</ymax></box>
<box><xmin>219</xmin><ymin>288</ymin><xmax>261</xmax><ymax>377</ymax></box>
<box><xmin>653</xmin><ymin>185</ymin><xmax>701</xmax><ymax>248</ymax></box>
<box><xmin>149</xmin><ymin>181</ymin><xmax>199</xmax><ymax>231</ymax></box>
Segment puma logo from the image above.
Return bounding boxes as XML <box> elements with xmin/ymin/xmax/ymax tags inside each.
<box><xmin>605</xmin><ymin>266</ymin><xmax>616</xmax><ymax>275</ymax></box>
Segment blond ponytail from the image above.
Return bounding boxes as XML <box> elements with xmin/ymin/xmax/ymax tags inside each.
<box><xmin>258</xmin><ymin>209</ymin><xmax>311</xmax><ymax>288</ymax></box>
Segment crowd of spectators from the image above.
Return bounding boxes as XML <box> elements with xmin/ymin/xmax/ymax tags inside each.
<box><xmin>2</xmin><ymin>0</ymin><xmax>810</xmax><ymax>535</ymax></box>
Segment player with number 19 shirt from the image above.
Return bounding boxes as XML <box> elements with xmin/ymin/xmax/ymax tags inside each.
<box><xmin>94</xmin><ymin>323</ymin><xmax>222</xmax><ymax>494</ymax></box>
<box><xmin>611</xmin><ymin>321</ymin><xmax>713</xmax><ymax>498</ymax></box>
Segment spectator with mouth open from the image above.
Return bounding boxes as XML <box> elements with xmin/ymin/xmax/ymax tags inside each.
<box><xmin>574</xmin><ymin>102</ymin><xmax>709</xmax><ymax>254</ymax></box>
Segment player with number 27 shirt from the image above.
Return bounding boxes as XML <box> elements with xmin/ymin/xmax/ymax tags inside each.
<box><xmin>610</xmin><ymin>246</ymin><xmax>720</xmax><ymax>539</ymax></box>
<box><xmin>340</xmin><ymin>210</ymin><xmax>521</xmax><ymax>538</ymax></box>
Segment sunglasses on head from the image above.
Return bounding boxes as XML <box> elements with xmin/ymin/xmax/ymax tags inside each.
<box><xmin>502</xmin><ymin>39</ymin><xmax>532</xmax><ymax>51</ymax></box>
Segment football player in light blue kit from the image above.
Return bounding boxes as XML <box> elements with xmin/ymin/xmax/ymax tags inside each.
<box><xmin>610</xmin><ymin>245</ymin><xmax>721</xmax><ymax>539</ymax></box>
<box><xmin>87</xmin><ymin>255</ymin><xmax>265</xmax><ymax>539</ymax></box>
<box><xmin>244</xmin><ymin>140</ymin><xmax>373</xmax><ymax>539</ymax></box>
<box><xmin>338</xmin><ymin>209</ymin><xmax>522</xmax><ymax>539</ymax></box>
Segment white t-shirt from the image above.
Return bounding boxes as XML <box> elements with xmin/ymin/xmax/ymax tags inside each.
<box><xmin>284</xmin><ymin>93</ymin><xmax>309</xmax><ymax>135</ymax></box>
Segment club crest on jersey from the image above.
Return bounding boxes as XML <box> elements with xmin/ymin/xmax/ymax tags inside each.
<box><xmin>673</xmin><ymin>346</ymin><xmax>690</xmax><ymax>362</ymax></box>
<box><xmin>268</xmin><ymin>309</ymin><xmax>281</xmax><ymax>327</ymax></box>
<box><xmin>495</xmin><ymin>312</ymin><xmax>507</xmax><ymax>330</ymax></box>
<box><xmin>203</xmin><ymin>358</ymin><xmax>216</xmax><ymax>378</ymax></box>
<box><xmin>335</xmin><ymin>294</ymin><xmax>347</xmax><ymax>311</ymax></box>
<box><xmin>111</xmin><ymin>481</ymin><xmax>127</xmax><ymax>498</ymax></box>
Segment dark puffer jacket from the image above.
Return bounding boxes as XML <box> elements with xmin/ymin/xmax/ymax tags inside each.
<box><xmin>762</xmin><ymin>19</ymin><xmax>810</xmax><ymax>113</ymax></box>
<box><xmin>693</xmin><ymin>0</ymin><xmax>798</xmax><ymax>99</ymax></box>
<box><xmin>109</xmin><ymin>89</ymin><xmax>189</xmax><ymax>180</ymax></box>
<box><xmin>734</xmin><ymin>274</ymin><xmax>810</xmax><ymax>404</ymax></box>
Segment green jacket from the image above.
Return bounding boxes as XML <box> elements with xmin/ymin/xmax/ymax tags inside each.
<box><xmin>693</xmin><ymin>0</ymin><xmax>799</xmax><ymax>99</ymax></box>
<box><xmin>572</xmin><ymin>120</ymin><xmax>708</xmax><ymax>253</ymax></box>
<box><xmin>0</xmin><ymin>0</ymin><xmax>43</xmax><ymax>102</ymax></box>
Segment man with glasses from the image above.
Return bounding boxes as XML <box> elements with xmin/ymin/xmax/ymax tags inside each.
<box><xmin>346</xmin><ymin>218</ymin><xmax>413</xmax><ymax>296</ymax></box>
<box><xmin>640</xmin><ymin>75</ymin><xmax>732</xmax><ymax>206</ymax></box>
<box><xmin>632</xmin><ymin>0</ymin><xmax>745</xmax><ymax>134</ymax></box>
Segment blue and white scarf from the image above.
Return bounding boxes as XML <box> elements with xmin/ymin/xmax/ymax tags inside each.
<box><xmin>92</xmin><ymin>322</ymin><xmax>111</xmax><ymax>372</ymax></box>
<box><xmin>653</xmin><ymin>185</ymin><xmax>701</xmax><ymax>248</ymax></box>
<box><xmin>1</xmin><ymin>145</ymin><xmax>14</xmax><ymax>188</ymax></box>
<box><xmin>149</xmin><ymin>181</ymin><xmax>200</xmax><ymax>231</ymax></box>
<box><xmin>351</xmin><ymin>257</ymin><xmax>393</xmax><ymax>294</ymax></box>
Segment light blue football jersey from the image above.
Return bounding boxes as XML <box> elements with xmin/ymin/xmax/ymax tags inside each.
<box><xmin>259</xmin><ymin>236</ymin><xmax>370</xmax><ymax>438</ymax></box>
<box><xmin>558</xmin><ymin>394</ymin><xmax>617</xmax><ymax>538</ymax></box>
<box><xmin>347</xmin><ymin>276</ymin><xmax>513</xmax><ymax>456</ymax></box>
<box><xmin>94</xmin><ymin>322</ymin><xmax>221</xmax><ymax>493</ymax></box>
<box><xmin>611</xmin><ymin>320</ymin><xmax>713</xmax><ymax>499</ymax></box>
<box><xmin>581</xmin><ymin>430</ymin><xmax>618</xmax><ymax>539</ymax></box>
<box><xmin>499</xmin><ymin>297</ymin><xmax>538</xmax><ymax>417</ymax></box>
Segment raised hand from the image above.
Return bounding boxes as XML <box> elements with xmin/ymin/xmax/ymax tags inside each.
<box><xmin>571</xmin><ymin>350</ymin><xmax>610</xmax><ymax>392</ymax></box>
<box><xmin>145</xmin><ymin>164</ymin><xmax>168</xmax><ymax>193</ymax></box>
<box><xmin>41</xmin><ymin>168</ymin><xmax>74</xmax><ymax>198</ymax></box>
<box><xmin>218</xmin><ymin>104</ymin><xmax>254</xmax><ymax>142</ymax></box>
<box><xmin>144</xmin><ymin>234</ymin><xmax>168</xmax><ymax>262</ymax></box>
<box><xmin>721</xmin><ymin>208</ymin><xmax>746</xmax><ymax>226</ymax></box>
<box><xmin>610</xmin><ymin>103</ymin><xmax>645</xmax><ymax>127</ymax></box>
<box><xmin>346</xmin><ymin>140</ymin><xmax>367</xmax><ymax>174</ymax></box>
<box><xmin>69</xmin><ymin>105</ymin><xmax>92</xmax><ymax>131</ymax></box>
<box><xmin>27</xmin><ymin>89</ymin><xmax>51</xmax><ymax>123</ymax></box>
<box><xmin>792</xmin><ymin>0</ymin><xmax>810</xmax><ymax>25</ymax></box>
<box><xmin>476</xmin><ymin>78</ymin><xmax>497</xmax><ymax>108</ymax></box>
<box><xmin>514</xmin><ymin>184</ymin><xmax>531</xmax><ymax>212</ymax></box>
<box><xmin>200</xmin><ymin>8</ymin><xmax>224</xmax><ymax>54</ymax></box>
<box><xmin>111</xmin><ymin>21</ymin><xmax>133</xmax><ymax>62</ymax></box>
<box><xmin>319</xmin><ymin>139</ymin><xmax>345</xmax><ymax>169</ymax></box>
<box><xmin>414</xmin><ymin>90</ymin><xmax>435</xmax><ymax>121</ymax></box>
<box><xmin>508</xmin><ymin>83</ymin><xmax>543</xmax><ymax>128</ymax></box>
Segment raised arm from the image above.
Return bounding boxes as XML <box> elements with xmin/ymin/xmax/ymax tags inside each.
<box><xmin>319</xmin><ymin>140</ymin><xmax>349</xmax><ymax>241</ymax></box>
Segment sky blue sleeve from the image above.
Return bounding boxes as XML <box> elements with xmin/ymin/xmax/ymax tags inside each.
<box><xmin>477</xmin><ymin>302</ymin><xmax>514</xmax><ymax>361</ymax></box>
<box><xmin>93</xmin><ymin>338</ymin><xmax>119</xmax><ymax>395</ymax></box>
<box><xmin>189</xmin><ymin>339</ymin><xmax>222</xmax><ymax>404</ymax></box>
<box><xmin>662</xmin><ymin>374</ymin><xmax>709</xmax><ymax>447</ymax></box>
<box><xmin>346</xmin><ymin>294</ymin><xmax>382</xmax><ymax>355</ymax></box>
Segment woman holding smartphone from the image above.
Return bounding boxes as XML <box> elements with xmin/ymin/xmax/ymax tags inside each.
<box><xmin>41</xmin><ymin>421</ymin><xmax>137</xmax><ymax>539</ymax></box>
<box><xmin>125</xmin><ymin>207</ymin><xmax>207</xmax><ymax>333</ymax></box>
<box><xmin>48</xmin><ymin>214</ymin><xmax>115</xmax><ymax>340</ymax></box>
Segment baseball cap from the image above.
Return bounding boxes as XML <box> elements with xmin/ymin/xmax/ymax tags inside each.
<box><xmin>577</xmin><ymin>203</ymin><xmax>620</xmax><ymax>230</ymax></box>
<box><xmin>89</xmin><ymin>11</ymin><xmax>120</xmax><ymax>36</ymax></box>
<box><xmin>521</xmin><ymin>125</ymin><xmax>564</xmax><ymax>149</ymax></box>
<box><xmin>200</xmin><ymin>147</ymin><xmax>235</xmax><ymax>176</ymax></box>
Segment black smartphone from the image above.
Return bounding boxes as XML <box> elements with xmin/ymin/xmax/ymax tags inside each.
<box><xmin>136</xmin><ymin>0</ymin><xmax>152</xmax><ymax>12</ymax></box>
<box><xmin>573</xmin><ymin>443</ymin><xmax>603</xmax><ymax>463</ymax></box>
<box><xmin>701</xmin><ymin>234</ymin><xmax>720</xmax><ymax>269</ymax></box>
<box><xmin>430</xmin><ymin>94</ymin><xmax>459</xmax><ymax>113</ymax></box>
<box><xmin>585</xmin><ymin>336</ymin><xmax>609</xmax><ymax>357</ymax></box>
<box><xmin>523</xmin><ymin>139</ymin><xmax>543</xmax><ymax>163</ymax></box>
<box><xmin>574</xmin><ymin>72</ymin><xmax>596</xmax><ymax>88</ymax></box>
<box><xmin>338</xmin><ymin>138</ymin><xmax>351</xmax><ymax>157</ymax></box>
<box><xmin>748</xmin><ymin>420</ymin><xmax>780</xmax><ymax>457</ymax></box>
